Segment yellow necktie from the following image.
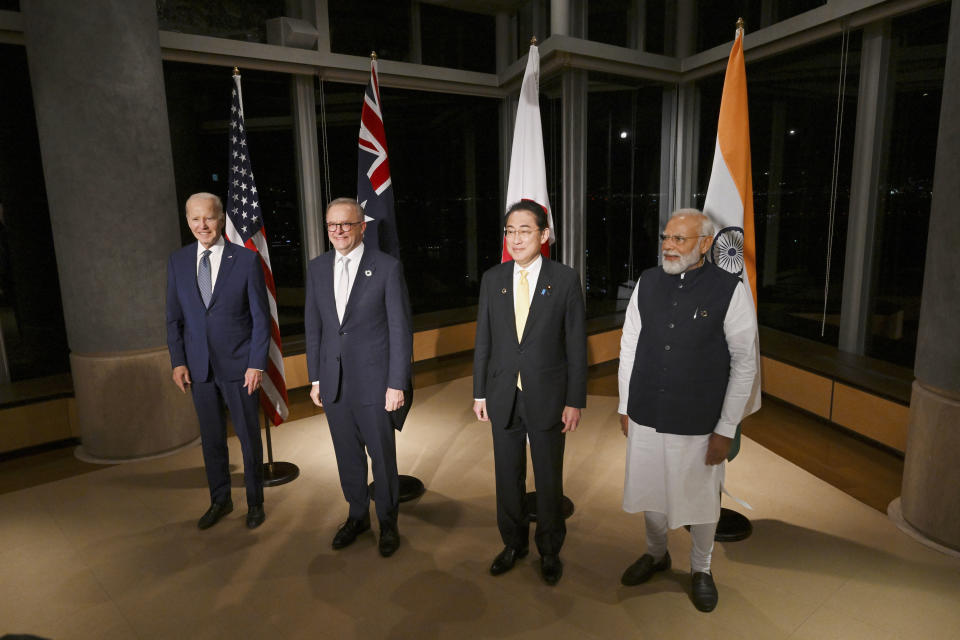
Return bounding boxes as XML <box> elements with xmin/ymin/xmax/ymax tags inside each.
<box><xmin>516</xmin><ymin>269</ymin><xmax>529</xmax><ymax>389</ymax></box>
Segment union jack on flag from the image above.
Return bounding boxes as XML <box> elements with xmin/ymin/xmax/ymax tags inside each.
<box><xmin>357</xmin><ymin>55</ymin><xmax>400</xmax><ymax>258</ymax></box>
<box><xmin>224</xmin><ymin>70</ymin><xmax>289</xmax><ymax>426</ymax></box>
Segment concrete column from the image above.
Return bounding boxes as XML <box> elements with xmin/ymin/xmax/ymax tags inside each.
<box><xmin>560</xmin><ymin>69</ymin><xmax>587</xmax><ymax>288</ymax></box>
<box><xmin>551</xmin><ymin>0</ymin><xmax>569</xmax><ymax>37</ymax></box>
<box><xmin>628</xmin><ymin>0</ymin><xmax>647</xmax><ymax>51</ymax></box>
<box><xmin>22</xmin><ymin>0</ymin><xmax>199</xmax><ymax>460</ymax></box>
<box><xmin>900</xmin><ymin>4</ymin><xmax>960</xmax><ymax>552</ymax></box>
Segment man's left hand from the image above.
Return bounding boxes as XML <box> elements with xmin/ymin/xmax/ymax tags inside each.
<box><xmin>561</xmin><ymin>406</ymin><xmax>582</xmax><ymax>433</ymax></box>
<box><xmin>244</xmin><ymin>369</ymin><xmax>262</xmax><ymax>396</ymax></box>
<box><xmin>705</xmin><ymin>433</ymin><xmax>732</xmax><ymax>465</ymax></box>
<box><xmin>385</xmin><ymin>387</ymin><xmax>405</xmax><ymax>412</ymax></box>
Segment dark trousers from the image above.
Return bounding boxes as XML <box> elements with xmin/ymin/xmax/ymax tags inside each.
<box><xmin>323</xmin><ymin>387</ymin><xmax>399</xmax><ymax>525</ymax></box>
<box><xmin>492</xmin><ymin>389</ymin><xmax>566</xmax><ymax>556</ymax></box>
<box><xmin>191</xmin><ymin>374</ymin><xmax>264</xmax><ymax>507</ymax></box>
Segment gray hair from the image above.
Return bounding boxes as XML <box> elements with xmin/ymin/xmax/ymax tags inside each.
<box><xmin>669</xmin><ymin>208</ymin><xmax>715</xmax><ymax>238</ymax></box>
<box><xmin>326</xmin><ymin>197</ymin><xmax>364</xmax><ymax>222</ymax></box>
<box><xmin>185</xmin><ymin>192</ymin><xmax>224</xmax><ymax>220</ymax></box>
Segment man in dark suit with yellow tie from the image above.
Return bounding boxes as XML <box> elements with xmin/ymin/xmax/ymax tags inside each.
<box><xmin>166</xmin><ymin>192</ymin><xmax>270</xmax><ymax>530</ymax></box>
<box><xmin>473</xmin><ymin>200</ymin><xmax>587</xmax><ymax>585</ymax></box>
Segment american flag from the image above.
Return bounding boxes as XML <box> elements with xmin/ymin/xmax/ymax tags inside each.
<box><xmin>224</xmin><ymin>70</ymin><xmax>289</xmax><ymax>426</ymax></box>
<box><xmin>357</xmin><ymin>55</ymin><xmax>400</xmax><ymax>258</ymax></box>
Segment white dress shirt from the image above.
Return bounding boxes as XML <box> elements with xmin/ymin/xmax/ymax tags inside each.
<box><xmin>335</xmin><ymin>242</ymin><xmax>365</xmax><ymax>321</ymax></box>
<box><xmin>196</xmin><ymin>235</ymin><xmax>226</xmax><ymax>291</ymax></box>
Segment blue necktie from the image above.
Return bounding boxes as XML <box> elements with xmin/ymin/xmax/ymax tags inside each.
<box><xmin>198</xmin><ymin>249</ymin><xmax>212</xmax><ymax>308</ymax></box>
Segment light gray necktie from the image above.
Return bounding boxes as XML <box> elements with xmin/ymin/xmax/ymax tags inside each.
<box><xmin>198</xmin><ymin>249</ymin><xmax>212</xmax><ymax>308</ymax></box>
<box><xmin>336</xmin><ymin>256</ymin><xmax>350</xmax><ymax>322</ymax></box>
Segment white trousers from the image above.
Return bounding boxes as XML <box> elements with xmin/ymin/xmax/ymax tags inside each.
<box><xmin>644</xmin><ymin>511</ymin><xmax>717</xmax><ymax>574</ymax></box>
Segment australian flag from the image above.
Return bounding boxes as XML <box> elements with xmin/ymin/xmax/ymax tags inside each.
<box><xmin>357</xmin><ymin>55</ymin><xmax>400</xmax><ymax>258</ymax></box>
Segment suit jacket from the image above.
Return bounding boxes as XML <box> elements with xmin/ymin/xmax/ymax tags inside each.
<box><xmin>166</xmin><ymin>240</ymin><xmax>270</xmax><ymax>382</ymax></box>
<box><xmin>304</xmin><ymin>246</ymin><xmax>412</xmax><ymax>406</ymax></box>
<box><xmin>473</xmin><ymin>259</ymin><xmax>587</xmax><ymax>431</ymax></box>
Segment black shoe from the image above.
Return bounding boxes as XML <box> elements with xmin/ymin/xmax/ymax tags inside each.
<box><xmin>540</xmin><ymin>554</ymin><xmax>563</xmax><ymax>586</ymax></box>
<box><xmin>690</xmin><ymin>571</ymin><xmax>718</xmax><ymax>612</ymax></box>
<box><xmin>332</xmin><ymin>515</ymin><xmax>371</xmax><ymax>549</ymax></box>
<box><xmin>197</xmin><ymin>500</ymin><xmax>233</xmax><ymax>530</ymax></box>
<box><xmin>621</xmin><ymin>551</ymin><xmax>671</xmax><ymax>586</ymax></box>
<box><xmin>378</xmin><ymin>521</ymin><xmax>400</xmax><ymax>557</ymax></box>
<box><xmin>246</xmin><ymin>504</ymin><xmax>265</xmax><ymax>529</ymax></box>
<box><xmin>489</xmin><ymin>546</ymin><xmax>529</xmax><ymax>576</ymax></box>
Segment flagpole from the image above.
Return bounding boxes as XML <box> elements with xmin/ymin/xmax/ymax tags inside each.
<box><xmin>705</xmin><ymin>19</ymin><xmax>754</xmax><ymax>542</ymax></box>
<box><xmin>228</xmin><ymin>66</ymin><xmax>299</xmax><ymax>487</ymax></box>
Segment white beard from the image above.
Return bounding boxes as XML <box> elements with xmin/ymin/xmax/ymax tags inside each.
<box><xmin>661</xmin><ymin>247</ymin><xmax>703</xmax><ymax>275</ymax></box>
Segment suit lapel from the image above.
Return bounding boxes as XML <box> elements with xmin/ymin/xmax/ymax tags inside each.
<box><xmin>208</xmin><ymin>240</ymin><xmax>240</xmax><ymax>309</ymax></box>
<box><xmin>342</xmin><ymin>248</ymin><xmax>374</xmax><ymax>326</ymax></box>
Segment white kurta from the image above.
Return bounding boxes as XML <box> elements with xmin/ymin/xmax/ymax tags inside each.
<box><xmin>618</xmin><ymin>271</ymin><xmax>759</xmax><ymax>529</ymax></box>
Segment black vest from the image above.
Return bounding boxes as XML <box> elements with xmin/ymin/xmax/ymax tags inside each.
<box><xmin>627</xmin><ymin>262</ymin><xmax>739</xmax><ymax>436</ymax></box>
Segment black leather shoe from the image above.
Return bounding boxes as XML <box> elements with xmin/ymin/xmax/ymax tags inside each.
<box><xmin>378</xmin><ymin>521</ymin><xmax>400</xmax><ymax>557</ymax></box>
<box><xmin>246</xmin><ymin>504</ymin><xmax>265</xmax><ymax>529</ymax></box>
<box><xmin>489</xmin><ymin>546</ymin><xmax>529</xmax><ymax>576</ymax></box>
<box><xmin>332</xmin><ymin>515</ymin><xmax>371</xmax><ymax>549</ymax></box>
<box><xmin>540</xmin><ymin>554</ymin><xmax>563</xmax><ymax>585</ymax></box>
<box><xmin>621</xmin><ymin>551</ymin><xmax>671</xmax><ymax>586</ymax></box>
<box><xmin>690</xmin><ymin>571</ymin><xmax>718</xmax><ymax>612</ymax></box>
<box><xmin>197</xmin><ymin>500</ymin><xmax>233</xmax><ymax>530</ymax></box>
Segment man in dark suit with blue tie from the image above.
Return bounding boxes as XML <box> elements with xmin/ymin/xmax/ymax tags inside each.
<box><xmin>166</xmin><ymin>192</ymin><xmax>270</xmax><ymax>530</ymax></box>
<box><xmin>473</xmin><ymin>200</ymin><xmax>587</xmax><ymax>585</ymax></box>
<box><xmin>305</xmin><ymin>197</ymin><xmax>413</xmax><ymax>557</ymax></box>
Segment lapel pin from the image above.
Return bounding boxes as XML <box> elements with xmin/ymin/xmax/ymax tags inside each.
<box><xmin>364</xmin><ymin>269</ymin><xmax>372</xmax><ymax>277</ymax></box>
<box><xmin>227</xmin><ymin>255</ymin><xmax>233</xmax><ymax>259</ymax></box>
<box><xmin>700</xmin><ymin>309</ymin><xmax>708</xmax><ymax>318</ymax></box>
<box><xmin>541</xmin><ymin>284</ymin><xmax>552</xmax><ymax>296</ymax></box>
<box><xmin>501</xmin><ymin>288</ymin><xmax>508</xmax><ymax>294</ymax></box>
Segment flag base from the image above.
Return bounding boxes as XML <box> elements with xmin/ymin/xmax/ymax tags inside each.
<box><xmin>685</xmin><ymin>507</ymin><xmax>752</xmax><ymax>541</ymax></box>
<box><xmin>369</xmin><ymin>474</ymin><xmax>426</xmax><ymax>503</ymax></box>
<box><xmin>263</xmin><ymin>461</ymin><xmax>300</xmax><ymax>487</ymax></box>
<box><xmin>524</xmin><ymin>491</ymin><xmax>575</xmax><ymax>521</ymax></box>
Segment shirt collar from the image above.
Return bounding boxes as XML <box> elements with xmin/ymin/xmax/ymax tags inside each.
<box><xmin>514</xmin><ymin>255</ymin><xmax>543</xmax><ymax>279</ymax></box>
<box><xmin>197</xmin><ymin>235</ymin><xmax>225</xmax><ymax>258</ymax></box>
<box><xmin>337</xmin><ymin>242</ymin><xmax>364</xmax><ymax>265</ymax></box>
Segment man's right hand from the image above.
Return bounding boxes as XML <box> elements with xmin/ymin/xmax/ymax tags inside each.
<box><xmin>473</xmin><ymin>399</ymin><xmax>488</xmax><ymax>422</ymax></box>
<box><xmin>172</xmin><ymin>366</ymin><xmax>191</xmax><ymax>393</ymax></box>
<box><xmin>619</xmin><ymin>414</ymin><xmax>629</xmax><ymax>437</ymax></box>
<box><xmin>309</xmin><ymin>384</ymin><xmax>323</xmax><ymax>408</ymax></box>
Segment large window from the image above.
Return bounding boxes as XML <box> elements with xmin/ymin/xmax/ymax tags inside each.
<box><xmin>0</xmin><ymin>44</ymin><xmax>69</xmax><ymax>381</ymax></box>
<box><xmin>585</xmin><ymin>75</ymin><xmax>663</xmax><ymax>318</ymax></box>
<box><xmin>328</xmin><ymin>0</ymin><xmax>411</xmax><ymax>62</ymax></box>
<box><xmin>697</xmin><ymin>0</ymin><xmax>827</xmax><ymax>52</ymax></box>
<box><xmin>163</xmin><ymin>62</ymin><xmax>303</xmax><ymax>335</ymax></box>
<box><xmin>696</xmin><ymin>33</ymin><xmax>861</xmax><ymax>346</ymax></box>
<box><xmin>868</xmin><ymin>3</ymin><xmax>950</xmax><ymax>367</ymax></box>
<box><xmin>421</xmin><ymin>4</ymin><xmax>496</xmax><ymax>73</ymax></box>
<box><xmin>316</xmin><ymin>80</ymin><xmax>502</xmax><ymax>316</ymax></box>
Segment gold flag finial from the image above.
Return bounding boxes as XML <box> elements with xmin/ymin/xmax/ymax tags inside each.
<box><xmin>736</xmin><ymin>17</ymin><xmax>745</xmax><ymax>32</ymax></box>
<box><xmin>232</xmin><ymin>66</ymin><xmax>239</xmax><ymax>75</ymax></box>
<box><xmin>530</xmin><ymin>36</ymin><xmax>537</xmax><ymax>46</ymax></box>
<box><xmin>370</xmin><ymin>51</ymin><xmax>377</xmax><ymax>61</ymax></box>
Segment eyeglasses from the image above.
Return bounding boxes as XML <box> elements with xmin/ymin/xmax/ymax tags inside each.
<box><xmin>504</xmin><ymin>227</ymin><xmax>541</xmax><ymax>239</ymax></box>
<box><xmin>660</xmin><ymin>233</ymin><xmax>708</xmax><ymax>244</ymax></box>
<box><xmin>326</xmin><ymin>221</ymin><xmax>362</xmax><ymax>232</ymax></box>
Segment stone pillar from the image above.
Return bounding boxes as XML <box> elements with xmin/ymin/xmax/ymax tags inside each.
<box><xmin>22</xmin><ymin>0</ymin><xmax>199</xmax><ymax>460</ymax></box>
<box><xmin>560</xmin><ymin>69</ymin><xmax>587</xmax><ymax>286</ymax></box>
<box><xmin>900</xmin><ymin>4</ymin><xmax>960</xmax><ymax>552</ymax></box>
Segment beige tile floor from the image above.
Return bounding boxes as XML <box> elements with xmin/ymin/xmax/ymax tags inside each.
<box><xmin>2</xmin><ymin>376</ymin><xmax>959</xmax><ymax>640</ymax></box>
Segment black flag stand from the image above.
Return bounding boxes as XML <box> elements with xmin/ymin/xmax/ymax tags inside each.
<box><xmin>261</xmin><ymin>407</ymin><xmax>299</xmax><ymax>487</ymax></box>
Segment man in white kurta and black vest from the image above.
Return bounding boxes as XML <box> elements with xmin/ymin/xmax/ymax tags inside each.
<box><xmin>617</xmin><ymin>208</ymin><xmax>759</xmax><ymax>613</ymax></box>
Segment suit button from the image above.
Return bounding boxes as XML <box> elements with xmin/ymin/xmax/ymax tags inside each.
<box><xmin>672</xmin><ymin>301</ymin><xmax>678</xmax><ymax>307</ymax></box>
<box><xmin>668</xmin><ymin>322</ymin><xmax>674</xmax><ymax>329</ymax></box>
<box><xmin>678</xmin><ymin>283</ymin><xmax>684</xmax><ymax>288</ymax></box>
<box><xmin>658</xmin><ymin>388</ymin><xmax>665</xmax><ymax>393</ymax></box>
<box><xmin>664</xmin><ymin>345</ymin><xmax>671</xmax><ymax>351</ymax></box>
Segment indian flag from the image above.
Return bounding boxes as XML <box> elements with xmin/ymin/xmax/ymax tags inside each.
<box><xmin>703</xmin><ymin>21</ymin><xmax>762</xmax><ymax>422</ymax></box>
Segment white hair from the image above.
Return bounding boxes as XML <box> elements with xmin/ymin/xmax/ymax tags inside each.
<box><xmin>669</xmin><ymin>208</ymin><xmax>715</xmax><ymax>238</ymax></box>
<box><xmin>185</xmin><ymin>192</ymin><xmax>224</xmax><ymax>219</ymax></box>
